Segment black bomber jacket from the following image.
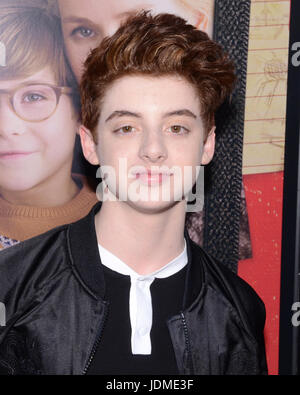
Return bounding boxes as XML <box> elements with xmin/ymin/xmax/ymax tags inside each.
<box><xmin>0</xmin><ymin>203</ymin><xmax>268</xmax><ymax>375</ymax></box>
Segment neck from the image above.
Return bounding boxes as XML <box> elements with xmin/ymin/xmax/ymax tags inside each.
<box><xmin>95</xmin><ymin>200</ymin><xmax>187</xmax><ymax>275</ymax></box>
<box><xmin>0</xmin><ymin>168</ymin><xmax>79</xmax><ymax>208</ymax></box>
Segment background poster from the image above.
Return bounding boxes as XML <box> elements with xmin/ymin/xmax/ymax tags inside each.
<box><xmin>238</xmin><ymin>0</ymin><xmax>290</xmax><ymax>375</ymax></box>
<box><xmin>0</xmin><ymin>0</ymin><xmax>290</xmax><ymax>375</ymax></box>
<box><xmin>0</xmin><ymin>0</ymin><xmax>216</xmax><ymax>246</ymax></box>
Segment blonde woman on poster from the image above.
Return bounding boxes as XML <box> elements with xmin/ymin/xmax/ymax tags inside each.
<box><xmin>0</xmin><ymin>3</ymin><xmax>98</xmax><ymax>250</ymax></box>
<box><xmin>48</xmin><ymin>0</ymin><xmax>214</xmax><ymax>82</ymax></box>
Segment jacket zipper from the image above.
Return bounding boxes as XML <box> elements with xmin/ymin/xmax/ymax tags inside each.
<box><xmin>180</xmin><ymin>311</ymin><xmax>194</xmax><ymax>374</ymax></box>
<box><xmin>82</xmin><ymin>301</ymin><xmax>109</xmax><ymax>375</ymax></box>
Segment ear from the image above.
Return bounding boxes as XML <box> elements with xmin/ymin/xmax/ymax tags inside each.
<box><xmin>201</xmin><ymin>126</ymin><xmax>216</xmax><ymax>165</ymax></box>
<box><xmin>79</xmin><ymin>125</ymin><xmax>100</xmax><ymax>165</ymax></box>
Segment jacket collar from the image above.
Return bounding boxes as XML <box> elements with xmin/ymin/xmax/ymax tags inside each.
<box><xmin>68</xmin><ymin>202</ymin><xmax>204</xmax><ymax>309</ymax></box>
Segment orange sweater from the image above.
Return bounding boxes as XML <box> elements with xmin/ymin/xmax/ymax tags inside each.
<box><xmin>0</xmin><ymin>175</ymin><xmax>98</xmax><ymax>250</ymax></box>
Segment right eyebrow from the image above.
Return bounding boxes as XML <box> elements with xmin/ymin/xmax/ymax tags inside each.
<box><xmin>105</xmin><ymin>110</ymin><xmax>142</xmax><ymax>123</ymax></box>
<box><xmin>61</xmin><ymin>16</ymin><xmax>96</xmax><ymax>25</ymax></box>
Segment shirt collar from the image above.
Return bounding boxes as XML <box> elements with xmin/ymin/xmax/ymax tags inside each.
<box><xmin>98</xmin><ymin>238</ymin><xmax>188</xmax><ymax>280</ymax></box>
<box><xmin>68</xmin><ymin>202</ymin><xmax>204</xmax><ymax>310</ymax></box>
<box><xmin>98</xmin><ymin>238</ymin><xmax>188</xmax><ymax>355</ymax></box>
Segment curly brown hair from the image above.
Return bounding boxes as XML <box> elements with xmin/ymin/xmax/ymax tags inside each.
<box><xmin>80</xmin><ymin>11</ymin><xmax>235</xmax><ymax>142</ymax></box>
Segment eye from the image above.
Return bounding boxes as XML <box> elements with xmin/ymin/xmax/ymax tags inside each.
<box><xmin>71</xmin><ymin>26</ymin><xmax>95</xmax><ymax>39</ymax></box>
<box><xmin>168</xmin><ymin>125</ymin><xmax>189</xmax><ymax>134</ymax></box>
<box><xmin>22</xmin><ymin>93</ymin><xmax>46</xmax><ymax>103</ymax></box>
<box><xmin>114</xmin><ymin>125</ymin><xmax>135</xmax><ymax>134</ymax></box>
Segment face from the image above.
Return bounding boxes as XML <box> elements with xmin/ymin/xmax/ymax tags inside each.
<box><xmin>58</xmin><ymin>0</ymin><xmax>211</xmax><ymax>82</ymax></box>
<box><xmin>0</xmin><ymin>67</ymin><xmax>78</xmax><ymax>194</ymax></box>
<box><xmin>80</xmin><ymin>75</ymin><xmax>215</xmax><ymax>214</ymax></box>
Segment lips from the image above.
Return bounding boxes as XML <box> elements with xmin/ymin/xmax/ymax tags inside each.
<box><xmin>0</xmin><ymin>151</ymin><xmax>35</xmax><ymax>160</ymax></box>
<box><xmin>133</xmin><ymin>169</ymin><xmax>173</xmax><ymax>186</ymax></box>
<box><xmin>136</xmin><ymin>170</ymin><xmax>170</xmax><ymax>176</ymax></box>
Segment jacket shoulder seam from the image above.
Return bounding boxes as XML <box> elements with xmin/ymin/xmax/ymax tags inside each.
<box><xmin>65</xmin><ymin>226</ymin><xmax>99</xmax><ymax>300</ymax></box>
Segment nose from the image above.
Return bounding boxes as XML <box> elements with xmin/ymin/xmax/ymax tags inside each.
<box><xmin>138</xmin><ymin>130</ymin><xmax>168</xmax><ymax>163</ymax></box>
<box><xmin>0</xmin><ymin>98</ymin><xmax>27</xmax><ymax>137</ymax></box>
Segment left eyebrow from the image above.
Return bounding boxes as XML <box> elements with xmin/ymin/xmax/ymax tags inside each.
<box><xmin>163</xmin><ymin>109</ymin><xmax>197</xmax><ymax>119</ymax></box>
<box><xmin>105</xmin><ymin>110</ymin><xmax>142</xmax><ymax>123</ymax></box>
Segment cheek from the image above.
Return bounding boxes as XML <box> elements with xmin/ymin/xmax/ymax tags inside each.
<box><xmin>173</xmin><ymin>139</ymin><xmax>203</xmax><ymax>165</ymax></box>
<box><xmin>97</xmin><ymin>136</ymin><xmax>136</xmax><ymax>165</ymax></box>
<box><xmin>63</xmin><ymin>40</ymin><xmax>90</xmax><ymax>82</ymax></box>
<box><xmin>98</xmin><ymin>149</ymin><xmax>129</xmax><ymax>169</ymax></box>
<box><xmin>54</xmin><ymin>97</ymin><xmax>78</xmax><ymax>127</ymax></box>
<box><xmin>41</xmin><ymin>109</ymin><xmax>78</xmax><ymax>154</ymax></box>
<box><xmin>41</xmin><ymin>129</ymin><xmax>75</xmax><ymax>160</ymax></box>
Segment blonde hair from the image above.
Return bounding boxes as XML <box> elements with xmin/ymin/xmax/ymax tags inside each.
<box><xmin>46</xmin><ymin>0</ymin><xmax>60</xmax><ymax>17</ymax></box>
<box><xmin>0</xmin><ymin>1</ymin><xmax>75</xmax><ymax>87</ymax></box>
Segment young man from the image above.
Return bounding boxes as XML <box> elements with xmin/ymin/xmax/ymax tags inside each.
<box><xmin>49</xmin><ymin>0</ymin><xmax>253</xmax><ymax>257</ymax></box>
<box><xmin>0</xmin><ymin>12</ymin><xmax>267</xmax><ymax>375</ymax></box>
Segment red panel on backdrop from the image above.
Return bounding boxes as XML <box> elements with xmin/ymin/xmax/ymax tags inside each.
<box><xmin>238</xmin><ymin>171</ymin><xmax>283</xmax><ymax>375</ymax></box>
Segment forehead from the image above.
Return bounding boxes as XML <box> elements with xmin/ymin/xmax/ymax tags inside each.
<box><xmin>101</xmin><ymin>75</ymin><xmax>200</xmax><ymax>115</ymax></box>
<box><xmin>58</xmin><ymin>0</ymin><xmax>196</xmax><ymax>25</ymax></box>
<box><xmin>0</xmin><ymin>67</ymin><xmax>57</xmax><ymax>90</ymax></box>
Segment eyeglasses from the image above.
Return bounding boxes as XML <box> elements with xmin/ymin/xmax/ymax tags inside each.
<box><xmin>0</xmin><ymin>83</ymin><xmax>74</xmax><ymax>122</ymax></box>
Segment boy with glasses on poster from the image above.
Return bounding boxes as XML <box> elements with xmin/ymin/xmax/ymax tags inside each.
<box><xmin>0</xmin><ymin>3</ymin><xmax>98</xmax><ymax>250</ymax></box>
<box><xmin>0</xmin><ymin>11</ymin><xmax>267</xmax><ymax>375</ymax></box>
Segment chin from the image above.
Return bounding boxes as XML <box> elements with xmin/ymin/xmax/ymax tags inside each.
<box><xmin>125</xmin><ymin>198</ymin><xmax>182</xmax><ymax>215</ymax></box>
<box><xmin>0</xmin><ymin>179</ymin><xmax>39</xmax><ymax>194</ymax></box>
<box><xmin>101</xmin><ymin>185</ymin><xmax>186</xmax><ymax>214</ymax></box>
